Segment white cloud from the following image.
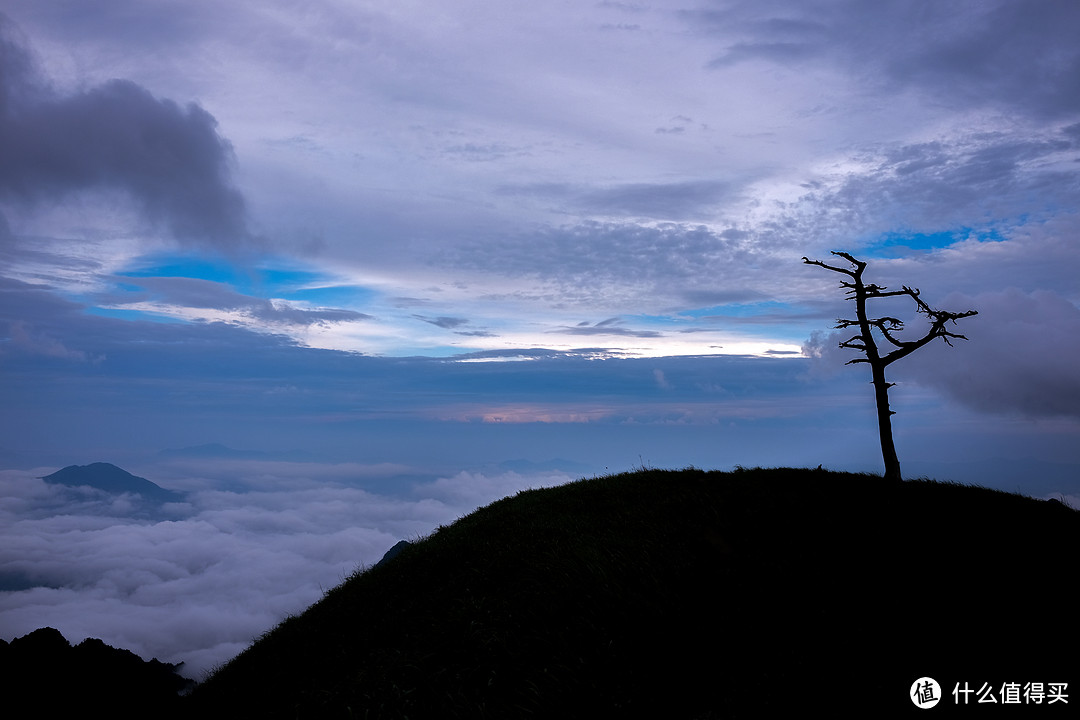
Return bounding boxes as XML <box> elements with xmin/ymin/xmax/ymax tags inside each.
<box><xmin>0</xmin><ymin>462</ymin><xmax>576</xmax><ymax>678</ymax></box>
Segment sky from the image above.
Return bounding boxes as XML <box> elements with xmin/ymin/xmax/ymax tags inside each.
<box><xmin>2</xmin><ymin>0</ymin><xmax>1080</xmax><ymax>677</ymax></box>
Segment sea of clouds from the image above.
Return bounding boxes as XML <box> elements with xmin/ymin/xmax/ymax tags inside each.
<box><xmin>0</xmin><ymin>459</ymin><xmax>574</xmax><ymax>678</ymax></box>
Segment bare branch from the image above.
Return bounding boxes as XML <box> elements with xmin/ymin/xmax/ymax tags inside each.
<box><xmin>839</xmin><ymin>338</ymin><xmax>867</xmax><ymax>352</ymax></box>
<box><xmin>829</xmin><ymin>251</ymin><xmax>866</xmax><ymax>270</ymax></box>
<box><xmin>878</xmin><ymin>299</ymin><xmax>978</xmax><ymax>366</ymax></box>
<box><xmin>802</xmin><ymin>256</ymin><xmax>857</xmax><ymax>277</ymax></box>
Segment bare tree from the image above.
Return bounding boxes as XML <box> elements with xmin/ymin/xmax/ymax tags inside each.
<box><xmin>803</xmin><ymin>251</ymin><xmax>978</xmax><ymax>481</ymax></box>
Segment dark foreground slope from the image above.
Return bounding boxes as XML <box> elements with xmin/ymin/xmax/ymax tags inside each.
<box><xmin>188</xmin><ymin>468</ymin><xmax>1078</xmax><ymax>718</ymax></box>
<box><xmin>0</xmin><ymin>627</ymin><xmax>193</xmax><ymax>718</ymax></box>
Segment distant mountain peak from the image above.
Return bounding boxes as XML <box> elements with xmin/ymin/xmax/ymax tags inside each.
<box><xmin>41</xmin><ymin>463</ymin><xmax>184</xmax><ymax>503</ymax></box>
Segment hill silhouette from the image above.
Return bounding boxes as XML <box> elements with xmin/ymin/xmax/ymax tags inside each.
<box><xmin>0</xmin><ymin>627</ymin><xmax>192</xmax><ymax>718</ymax></box>
<box><xmin>41</xmin><ymin>462</ymin><xmax>185</xmax><ymax>503</ymax></box>
<box><xmin>186</xmin><ymin>467</ymin><xmax>1078</xmax><ymax>718</ymax></box>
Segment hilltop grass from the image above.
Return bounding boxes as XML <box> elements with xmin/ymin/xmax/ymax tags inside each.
<box><xmin>188</xmin><ymin>467</ymin><xmax>1078</xmax><ymax>718</ymax></box>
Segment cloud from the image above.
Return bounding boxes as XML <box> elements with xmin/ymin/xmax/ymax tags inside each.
<box><xmin>0</xmin><ymin>276</ymin><xmax>111</xmax><ymax>366</ymax></box>
<box><xmin>557</xmin><ymin>318</ymin><xmax>663</xmax><ymax>338</ymax></box>
<box><xmin>100</xmin><ymin>276</ymin><xmax>373</xmax><ymax>329</ymax></box>
<box><xmin>413</xmin><ymin>468</ymin><xmax>571</xmax><ymax>512</ymax></box>
<box><xmin>0</xmin><ymin>461</ymin><xmax>577</xmax><ymax>677</ymax></box>
<box><xmin>502</xmin><ymin>179</ymin><xmax>733</xmax><ymax>221</ymax></box>
<box><xmin>762</xmin><ymin>132</ymin><xmax>1080</xmax><ymax>267</ymax></box>
<box><xmin>696</xmin><ymin>0</ymin><xmax>1080</xmax><ymax>119</ymax></box>
<box><xmin>872</xmin><ymin>0</ymin><xmax>1080</xmax><ymax>119</ymax></box>
<box><xmin>440</xmin><ymin>221</ymin><xmax>768</xmax><ymax>315</ymax></box>
<box><xmin>454</xmin><ymin>329</ymin><xmax>498</xmax><ymax>338</ymax></box>
<box><xmin>412</xmin><ymin>314</ymin><xmax>469</xmax><ymax>329</ymax></box>
<box><xmin>800</xmin><ymin>257</ymin><xmax>1080</xmax><ymax>422</ymax></box>
<box><xmin>902</xmin><ymin>289</ymin><xmax>1080</xmax><ymax>419</ymax></box>
<box><xmin>0</xmin><ymin>274</ymin><xmax>324</xmax><ymax>376</ymax></box>
<box><xmin>0</xmin><ymin>13</ymin><xmax>249</xmax><ymax>247</ymax></box>
<box><xmin>5</xmin><ymin>320</ymin><xmax>101</xmax><ymax>362</ymax></box>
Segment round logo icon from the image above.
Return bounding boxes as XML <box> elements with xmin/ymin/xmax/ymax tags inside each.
<box><xmin>911</xmin><ymin>677</ymin><xmax>942</xmax><ymax>709</ymax></box>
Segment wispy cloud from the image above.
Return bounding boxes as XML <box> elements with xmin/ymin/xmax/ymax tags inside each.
<box><xmin>99</xmin><ymin>275</ymin><xmax>373</xmax><ymax>329</ymax></box>
<box><xmin>557</xmin><ymin>318</ymin><xmax>663</xmax><ymax>338</ymax></box>
<box><xmin>411</xmin><ymin>314</ymin><xmax>469</xmax><ymax>329</ymax></box>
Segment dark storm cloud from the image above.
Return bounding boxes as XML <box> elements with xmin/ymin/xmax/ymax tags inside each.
<box><xmin>0</xmin><ymin>14</ymin><xmax>249</xmax><ymax>247</ymax></box>
<box><xmin>802</xmin><ymin>278</ymin><xmax>1080</xmax><ymax>422</ymax></box>
<box><xmin>696</xmin><ymin>0</ymin><xmax>1080</xmax><ymax>119</ymax></box>
<box><xmin>902</xmin><ymin>289</ymin><xmax>1080</xmax><ymax>420</ymax></box>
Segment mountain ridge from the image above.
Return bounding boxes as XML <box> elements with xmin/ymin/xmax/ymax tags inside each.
<box><xmin>186</xmin><ymin>467</ymin><xmax>1079</xmax><ymax>718</ymax></box>
<box><xmin>0</xmin><ymin>626</ymin><xmax>192</xmax><ymax>718</ymax></box>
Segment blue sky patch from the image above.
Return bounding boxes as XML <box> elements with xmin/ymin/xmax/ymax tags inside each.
<box><xmin>113</xmin><ymin>253</ymin><xmax>374</xmax><ymax>307</ymax></box>
<box><xmin>864</xmin><ymin>227</ymin><xmax>1008</xmax><ymax>258</ymax></box>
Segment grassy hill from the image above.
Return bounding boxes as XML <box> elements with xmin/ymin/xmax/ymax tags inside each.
<box><xmin>187</xmin><ymin>467</ymin><xmax>1078</xmax><ymax>718</ymax></box>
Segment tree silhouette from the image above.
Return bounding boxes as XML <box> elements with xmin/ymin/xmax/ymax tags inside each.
<box><xmin>803</xmin><ymin>251</ymin><xmax>978</xmax><ymax>481</ymax></box>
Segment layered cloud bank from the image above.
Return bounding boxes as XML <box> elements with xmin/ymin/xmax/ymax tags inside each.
<box><xmin>1</xmin><ymin>3</ymin><xmax>1078</xmax><ymax>357</ymax></box>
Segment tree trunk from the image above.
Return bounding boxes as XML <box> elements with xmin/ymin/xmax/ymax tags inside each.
<box><xmin>871</xmin><ymin>363</ymin><xmax>902</xmax><ymax>481</ymax></box>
